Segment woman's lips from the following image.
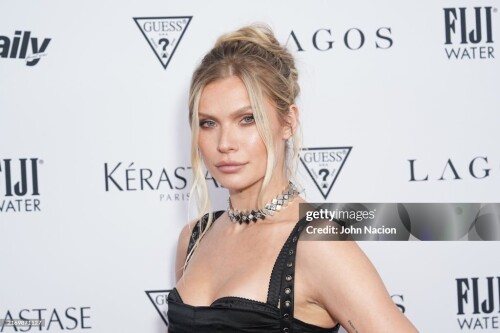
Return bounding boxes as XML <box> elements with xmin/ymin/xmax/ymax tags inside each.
<box><xmin>215</xmin><ymin>162</ymin><xmax>246</xmax><ymax>173</ymax></box>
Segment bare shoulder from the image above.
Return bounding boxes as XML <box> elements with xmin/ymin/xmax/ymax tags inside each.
<box><xmin>297</xmin><ymin>237</ymin><xmax>372</xmax><ymax>299</ymax></box>
<box><xmin>174</xmin><ymin>219</ymin><xmax>198</xmax><ymax>282</ymax></box>
<box><xmin>297</xmin><ymin>238</ymin><xmax>418</xmax><ymax>332</ymax></box>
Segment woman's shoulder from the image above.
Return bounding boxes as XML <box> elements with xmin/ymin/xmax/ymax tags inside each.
<box><xmin>174</xmin><ymin>219</ymin><xmax>198</xmax><ymax>282</ymax></box>
<box><xmin>174</xmin><ymin>211</ymin><xmax>224</xmax><ymax>281</ymax></box>
<box><xmin>179</xmin><ymin>210</ymin><xmax>226</xmax><ymax>249</ymax></box>
<box><xmin>180</xmin><ymin>210</ymin><xmax>226</xmax><ymax>238</ymax></box>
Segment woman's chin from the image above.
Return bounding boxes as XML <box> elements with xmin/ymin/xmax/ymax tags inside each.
<box><xmin>215</xmin><ymin>177</ymin><xmax>262</xmax><ymax>194</ymax></box>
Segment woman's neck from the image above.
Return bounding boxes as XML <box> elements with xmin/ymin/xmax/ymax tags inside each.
<box><xmin>228</xmin><ymin>175</ymin><xmax>289</xmax><ymax>212</ymax></box>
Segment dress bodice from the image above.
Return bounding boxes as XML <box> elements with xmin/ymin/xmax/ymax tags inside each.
<box><xmin>167</xmin><ymin>211</ymin><xmax>340</xmax><ymax>333</ymax></box>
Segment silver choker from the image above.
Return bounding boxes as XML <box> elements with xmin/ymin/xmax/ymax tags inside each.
<box><xmin>227</xmin><ymin>182</ymin><xmax>299</xmax><ymax>224</ymax></box>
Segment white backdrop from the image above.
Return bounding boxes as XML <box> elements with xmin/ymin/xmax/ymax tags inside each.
<box><xmin>1</xmin><ymin>0</ymin><xmax>499</xmax><ymax>332</ymax></box>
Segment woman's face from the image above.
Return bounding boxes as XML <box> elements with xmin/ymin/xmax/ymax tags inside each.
<box><xmin>197</xmin><ymin>75</ymin><xmax>286</xmax><ymax>193</ymax></box>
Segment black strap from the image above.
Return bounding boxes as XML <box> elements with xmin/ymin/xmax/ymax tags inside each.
<box><xmin>265</xmin><ymin>216</ymin><xmax>310</xmax><ymax>333</ymax></box>
<box><xmin>186</xmin><ymin>211</ymin><xmax>225</xmax><ymax>260</ymax></box>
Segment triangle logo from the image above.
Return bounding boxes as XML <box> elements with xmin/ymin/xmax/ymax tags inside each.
<box><xmin>299</xmin><ymin>147</ymin><xmax>352</xmax><ymax>200</ymax></box>
<box><xmin>145</xmin><ymin>289</ymin><xmax>171</xmax><ymax>327</ymax></box>
<box><xmin>134</xmin><ymin>16</ymin><xmax>192</xmax><ymax>70</ymax></box>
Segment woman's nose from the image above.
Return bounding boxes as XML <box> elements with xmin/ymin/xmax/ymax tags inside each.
<box><xmin>217</xmin><ymin>126</ymin><xmax>237</xmax><ymax>153</ymax></box>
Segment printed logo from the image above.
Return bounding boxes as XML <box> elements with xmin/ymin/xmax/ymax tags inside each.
<box><xmin>456</xmin><ymin>276</ymin><xmax>500</xmax><ymax>330</ymax></box>
<box><xmin>0</xmin><ymin>306</ymin><xmax>92</xmax><ymax>331</ymax></box>
<box><xmin>0</xmin><ymin>31</ymin><xmax>51</xmax><ymax>66</ymax></box>
<box><xmin>444</xmin><ymin>7</ymin><xmax>496</xmax><ymax>60</ymax></box>
<box><xmin>299</xmin><ymin>147</ymin><xmax>351</xmax><ymax>199</ymax></box>
<box><xmin>0</xmin><ymin>158</ymin><xmax>42</xmax><ymax>213</ymax></box>
<box><xmin>146</xmin><ymin>290</ymin><xmax>170</xmax><ymax>327</ymax></box>
<box><xmin>286</xmin><ymin>27</ymin><xmax>393</xmax><ymax>52</ymax></box>
<box><xmin>103</xmin><ymin>162</ymin><xmax>220</xmax><ymax>202</ymax></box>
<box><xmin>408</xmin><ymin>156</ymin><xmax>494</xmax><ymax>182</ymax></box>
<box><xmin>134</xmin><ymin>16</ymin><xmax>192</xmax><ymax>69</ymax></box>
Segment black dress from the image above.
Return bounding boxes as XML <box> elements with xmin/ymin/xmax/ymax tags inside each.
<box><xmin>167</xmin><ymin>211</ymin><xmax>340</xmax><ymax>333</ymax></box>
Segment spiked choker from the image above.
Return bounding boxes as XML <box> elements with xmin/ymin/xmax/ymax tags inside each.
<box><xmin>227</xmin><ymin>182</ymin><xmax>299</xmax><ymax>224</ymax></box>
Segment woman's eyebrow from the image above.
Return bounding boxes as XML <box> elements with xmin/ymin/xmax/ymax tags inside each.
<box><xmin>198</xmin><ymin>105</ymin><xmax>253</xmax><ymax>120</ymax></box>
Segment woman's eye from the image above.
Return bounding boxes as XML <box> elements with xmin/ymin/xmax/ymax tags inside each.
<box><xmin>241</xmin><ymin>115</ymin><xmax>255</xmax><ymax>124</ymax></box>
<box><xmin>200</xmin><ymin>120</ymin><xmax>216</xmax><ymax>128</ymax></box>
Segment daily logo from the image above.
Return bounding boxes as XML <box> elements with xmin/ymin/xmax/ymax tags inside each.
<box><xmin>134</xmin><ymin>16</ymin><xmax>192</xmax><ymax>70</ymax></box>
<box><xmin>299</xmin><ymin>147</ymin><xmax>351</xmax><ymax>200</ymax></box>
<box><xmin>0</xmin><ymin>31</ymin><xmax>51</xmax><ymax>66</ymax></box>
<box><xmin>444</xmin><ymin>6</ymin><xmax>496</xmax><ymax>60</ymax></box>
<box><xmin>0</xmin><ymin>158</ymin><xmax>42</xmax><ymax>213</ymax></box>
<box><xmin>146</xmin><ymin>290</ymin><xmax>170</xmax><ymax>327</ymax></box>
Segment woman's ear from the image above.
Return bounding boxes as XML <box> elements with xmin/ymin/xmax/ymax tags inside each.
<box><xmin>283</xmin><ymin>104</ymin><xmax>299</xmax><ymax>140</ymax></box>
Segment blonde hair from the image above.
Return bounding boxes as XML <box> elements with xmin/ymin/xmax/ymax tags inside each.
<box><xmin>185</xmin><ymin>24</ymin><xmax>302</xmax><ymax>268</ymax></box>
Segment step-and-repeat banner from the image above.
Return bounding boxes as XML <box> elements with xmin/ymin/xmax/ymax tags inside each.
<box><xmin>1</xmin><ymin>1</ymin><xmax>499</xmax><ymax>332</ymax></box>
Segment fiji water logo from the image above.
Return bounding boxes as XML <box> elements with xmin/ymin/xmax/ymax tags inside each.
<box><xmin>444</xmin><ymin>7</ymin><xmax>496</xmax><ymax>60</ymax></box>
<box><xmin>0</xmin><ymin>158</ymin><xmax>42</xmax><ymax>213</ymax></box>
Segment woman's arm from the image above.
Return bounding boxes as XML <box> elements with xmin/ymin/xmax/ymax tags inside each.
<box><xmin>300</xmin><ymin>240</ymin><xmax>418</xmax><ymax>333</ymax></box>
<box><xmin>174</xmin><ymin>222</ymin><xmax>196</xmax><ymax>282</ymax></box>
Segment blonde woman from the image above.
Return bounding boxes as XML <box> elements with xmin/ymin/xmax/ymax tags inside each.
<box><xmin>167</xmin><ymin>25</ymin><xmax>418</xmax><ymax>333</ymax></box>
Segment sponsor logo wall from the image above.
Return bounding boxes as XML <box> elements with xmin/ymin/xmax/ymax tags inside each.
<box><xmin>1</xmin><ymin>1</ymin><xmax>498</xmax><ymax>332</ymax></box>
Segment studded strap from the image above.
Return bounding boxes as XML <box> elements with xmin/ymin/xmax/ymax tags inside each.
<box><xmin>266</xmin><ymin>216</ymin><xmax>310</xmax><ymax>333</ymax></box>
<box><xmin>186</xmin><ymin>211</ymin><xmax>225</xmax><ymax>261</ymax></box>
